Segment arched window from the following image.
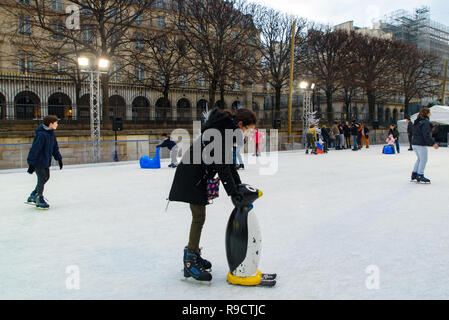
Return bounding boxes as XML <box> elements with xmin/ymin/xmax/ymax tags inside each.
<box><xmin>196</xmin><ymin>99</ymin><xmax>208</xmax><ymax>121</ymax></box>
<box><xmin>109</xmin><ymin>95</ymin><xmax>126</xmax><ymax>120</ymax></box>
<box><xmin>155</xmin><ymin>97</ymin><xmax>171</xmax><ymax>121</ymax></box>
<box><xmin>78</xmin><ymin>94</ymin><xmax>91</xmax><ymax>121</ymax></box>
<box><xmin>48</xmin><ymin>92</ymin><xmax>72</xmax><ymax>120</ymax></box>
<box><xmin>14</xmin><ymin>91</ymin><xmax>40</xmax><ymax>120</ymax></box>
<box><xmin>177</xmin><ymin>98</ymin><xmax>191</xmax><ymax>121</ymax></box>
<box><xmin>132</xmin><ymin>96</ymin><xmax>151</xmax><ymax>121</ymax></box>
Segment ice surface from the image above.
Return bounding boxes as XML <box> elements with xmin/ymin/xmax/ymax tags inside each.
<box><xmin>1</xmin><ymin>146</ymin><xmax>449</xmax><ymax>300</ymax></box>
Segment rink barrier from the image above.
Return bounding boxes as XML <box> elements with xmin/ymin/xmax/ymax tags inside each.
<box><xmin>0</xmin><ymin>132</ymin><xmax>426</xmax><ymax>170</ymax></box>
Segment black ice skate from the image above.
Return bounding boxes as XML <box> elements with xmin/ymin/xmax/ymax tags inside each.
<box><xmin>183</xmin><ymin>252</ymin><xmax>212</xmax><ymax>283</ymax></box>
<box><xmin>35</xmin><ymin>195</ymin><xmax>50</xmax><ymax>210</ymax></box>
<box><xmin>416</xmin><ymin>175</ymin><xmax>431</xmax><ymax>184</ymax></box>
<box><xmin>183</xmin><ymin>247</ymin><xmax>212</xmax><ymax>271</ymax></box>
<box><xmin>25</xmin><ymin>190</ymin><xmax>37</xmax><ymax>205</ymax></box>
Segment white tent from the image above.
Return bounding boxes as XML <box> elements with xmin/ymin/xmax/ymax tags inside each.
<box><xmin>397</xmin><ymin>105</ymin><xmax>449</xmax><ymax>140</ymax></box>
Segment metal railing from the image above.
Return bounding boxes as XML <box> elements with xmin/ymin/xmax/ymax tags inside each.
<box><xmin>0</xmin><ymin>132</ymin><xmax>427</xmax><ymax>170</ymax></box>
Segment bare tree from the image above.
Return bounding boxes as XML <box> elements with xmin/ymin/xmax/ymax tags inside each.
<box><xmin>392</xmin><ymin>41</ymin><xmax>441</xmax><ymax>116</ymax></box>
<box><xmin>338</xmin><ymin>32</ymin><xmax>361</xmax><ymax>120</ymax></box>
<box><xmin>299</xmin><ymin>27</ymin><xmax>350</xmax><ymax>123</ymax></box>
<box><xmin>126</xmin><ymin>23</ymin><xmax>194</xmax><ymax>120</ymax></box>
<box><xmin>253</xmin><ymin>7</ymin><xmax>307</xmax><ymax>120</ymax></box>
<box><xmin>352</xmin><ymin>33</ymin><xmax>397</xmax><ymax>123</ymax></box>
<box><xmin>13</xmin><ymin>0</ymin><xmax>156</xmax><ymax>125</ymax></box>
<box><xmin>175</xmin><ymin>0</ymin><xmax>256</xmax><ymax>109</ymax></box>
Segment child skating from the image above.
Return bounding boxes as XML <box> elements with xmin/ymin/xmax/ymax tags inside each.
<box><xmin>157</xmin><ymin>133</ymin><xmax>179</xmax><ymax>168</ymax></box>
<box><xmin>26</xmin><ymin>115</ymin><xmax>63</xmax><ymax>210</ymax></box>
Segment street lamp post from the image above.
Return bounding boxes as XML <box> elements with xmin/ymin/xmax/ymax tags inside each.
<box><xmin>300</xmin><ymin>81</ymin><xmax>315</xmax><ymax>147</ymax></box>
<box><xmin>78</xmin><ymin>56</ymin><xmax>110</xmax><ymax>163</ymax></box>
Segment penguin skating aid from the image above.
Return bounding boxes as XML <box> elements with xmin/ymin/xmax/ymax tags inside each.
<box><xmin>225</xmin><ymin>185</ymin><xmax>276</xmax><ymax>287</ymax></box>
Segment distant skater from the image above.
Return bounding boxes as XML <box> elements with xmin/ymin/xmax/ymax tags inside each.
<box><xmin>157</xmin><ymin>133</ymin><xmax>179</xmax><ymax>168</ymax></box>
<box><xmin>411</xmin><ymin>108</ymin><xmax>439</xmax><ymax>184</ymax></box>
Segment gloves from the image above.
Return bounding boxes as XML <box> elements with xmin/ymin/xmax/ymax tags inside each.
<box><xmin>27</xmin><ymin>166</ymin><xmax>35</xmax><ymax>174</ymax></box>
<box><xmin>58</xmin><ymin>160</ymin><xmax>63</xmax><ymax>170</ymax></box>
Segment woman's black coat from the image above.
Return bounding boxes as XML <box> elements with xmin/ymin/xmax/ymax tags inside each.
<box><xmin>168</xmin><ymin>109</ymin><xmax>242</xmax><ymax>206</ymax></box>
<box><xmin>412</xmin><ymin>116</ymin><xmax>435</xmax><ymax>146</ymax></box>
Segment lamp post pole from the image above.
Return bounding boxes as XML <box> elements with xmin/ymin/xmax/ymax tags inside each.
<box><xmin>89</xmin><ymin>69</ymin><xmax>101</xmax><ymax>163</ymax></box>
<box><xmin>287</xmin><ymin>20</ymin><xmax>296</xmax><ymax>137</ymax></box>
<box><xmin>79</xmin><ymin>57</ymin><xmax>110</xmax><ymax>163</ymax></box>
<box><xmin>113</xmin><ymin>100</ymin><xmax>118</xmax><ymax>162</ymax></box>
<box><xmin>301</xmin><ymin>82</ymin><xmax>314</xmax><ymax>148</ymax></box>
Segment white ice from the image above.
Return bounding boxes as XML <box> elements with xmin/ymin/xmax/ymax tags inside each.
<box><xmin>1</xmin><ymin>145</ymin><xmax>449</xmax><ymax>300</ymax></box>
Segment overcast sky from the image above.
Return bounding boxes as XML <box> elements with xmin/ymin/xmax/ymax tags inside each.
<box><xmin>249</xmin><ymin>0</ymin><xmax>448</xmax><ymax>28</ymax></box>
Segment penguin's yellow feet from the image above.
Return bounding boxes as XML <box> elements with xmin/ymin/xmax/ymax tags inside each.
<box><xmin>227</xmin><ymin>270</ymin><xmax>262</xmax><ymax>286</ymax></box>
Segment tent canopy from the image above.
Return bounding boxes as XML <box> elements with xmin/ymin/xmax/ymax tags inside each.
<box><xmin>397</xmin><ymin>105</ymin><xmax>449</xmax><ymax>134</ymax></box>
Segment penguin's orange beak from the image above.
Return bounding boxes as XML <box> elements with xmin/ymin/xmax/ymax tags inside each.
<box><xmin>258</xmin><ymin>190</ymin><xmax>263</xmax><ymax>198</ymax></box>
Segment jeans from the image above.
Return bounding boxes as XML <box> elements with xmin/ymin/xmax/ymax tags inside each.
<box><xmin>170</xmin><ymin>145</ymin><xmax>179</xmax><ymax>165</ymax></box>
<box><xmin>236</xmin><ymin>145</ymin><xmax>244</xmax><ymax>165</ymax></box>
<box><xmin>340</xmin><ymin>134</ymin><xmax>345</xmax><ymax>148</ymax></box>
<box><xmin>412</xmin><ymin>145</ymin><xmax>428</xmax><ymax>175</ymax></box>
<box><xmin>34</xmin><ymin>167</ymin><xmax>50</xmax><ymax>196</ymax></box>
<box><xmin>395</xmin><ymin>140</ymin><xmax>400</xmax><ymax>153</ymax></box>
<box><xmin>352</xmin><ymin>136</ymin><xmax>358</xmax><ymax>149</ymax></box>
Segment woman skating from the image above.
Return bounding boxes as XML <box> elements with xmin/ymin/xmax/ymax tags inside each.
<box><xmin>411</xmin><ymin>108</ymin><xmax>439</xmax><ymax>183</ymax></box>
<box><xmin>168</xmin><ymin>108</ymin><xmax>257</xmax><ymax>282</ymax></box>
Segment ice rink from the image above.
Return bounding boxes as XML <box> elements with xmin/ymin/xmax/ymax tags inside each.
<box><xmin>1</xmin><ymin>145</ymin><xmax>448</xmax><ymax>300</ymax></box>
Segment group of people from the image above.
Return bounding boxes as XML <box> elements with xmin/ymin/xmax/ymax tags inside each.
<box><xmin>306</xmin><ymin>120</ymin><xmax>371</xmax><ymax>154</ymax></box>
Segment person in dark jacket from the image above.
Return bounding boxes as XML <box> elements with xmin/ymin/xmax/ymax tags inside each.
<box><xmin>26</xmin><ymin>115</ymin><xmax>63</xmax><ymax>210</ymax></box>
<box><xmin>411</xmin><ymin>108</ymin><xmax>439</xmax><ymax>183</ymax></box>
<box><xmin>320</xmin><ymin>125</ymin><xmax>330</xmax><ymax>153</ymax></box>
<box><xmin>389</xmin><ymin>124</ymin><xmax>400</xmax><ymax>153</ymax></box>
<box><xmin>343</xmin><ymin>121</ymin><xmax>351</xmax><ymax>149</ymax></box>
<box><xmin>168</xmin><ymin>108</ymin><xmax>257</xmax><ymax>282</ymax></box>
<box><xmin>157</xmin><ymin>133</ymin><xmax>178</xmax><ymax>168</ymax></box>
<box><xmin>406</xmin><ymin>118</ymin><xmax>413</xmax><ymax>151</ymax></box>
<box><xmin>350</xmin><ymin>121</ymin><xmax>359</xmax><ymax>151</ymax></box>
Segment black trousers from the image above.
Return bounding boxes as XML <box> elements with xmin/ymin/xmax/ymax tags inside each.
<box><xmin>34</xmin><ymin>167</ymin><xmax>50</xmax><ymax>196</ymax></box>
<box><xmin>187</xmin><ymin>204</ymin><xmax>206</xmax><ymax>254</ymax></box>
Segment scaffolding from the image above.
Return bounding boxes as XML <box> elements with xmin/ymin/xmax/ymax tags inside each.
<box><xmin>380</xmin><ymin>7</ymin><xmax>449</xmax><ymax>63</ymax></box>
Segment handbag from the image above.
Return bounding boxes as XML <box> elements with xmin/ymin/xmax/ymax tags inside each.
<box><xmin>206</xmin><ymin>178</ymin><xmax>220</xmax><ymax>203</ymax></box>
